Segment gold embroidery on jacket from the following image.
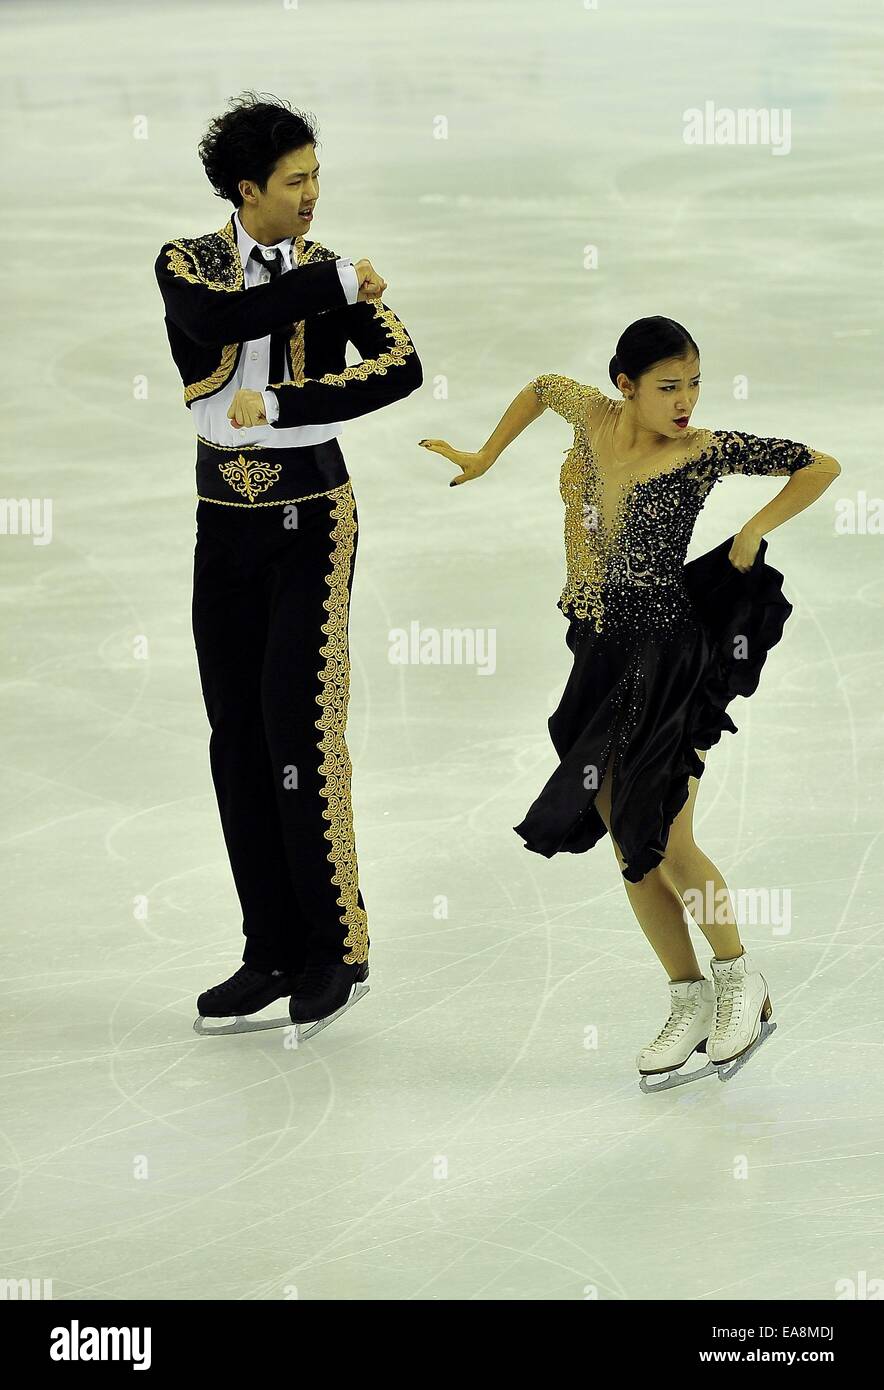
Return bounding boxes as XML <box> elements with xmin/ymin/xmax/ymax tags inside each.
<box><xmin>288</xmin><ymin>235</ymin><xmax>341</xmax><ymax>384</ymax></box>
<box><xmin>314</xmin><ymin>484</ymin><xmax>368</xmax><ymax>965</ymax></box>
<box><xmin>286</xmin><ymin>320</ymin><xmax>305</xmax><ymax>386</ymax></box>
<box><xmin>184</xmin><ymin>343</ymin><xmax>241</xmax><ymax>403</ymax></box>
<box><xmin>165</xmin><ymin>220</ymin><xmax>358</xmax><ymax>407</ymax></box>
<box><xmin>299</xmin><ymin>239</ymin><xmax>332</xmax><ymax>265</ymax></box>
<box><xmin>280</xmin><ymin>237</ymin><xmax>391</xmax><ymax>391</ymax></box>
<box><xmin>164</xmin><ymin>219</ymin><xmax>245</xmax><ymax>402</ymax></box>
<box><xmin>320</xmin><ymin>300</ymin><xmax>415</xmax><ymax>383</ymax></box>
<box><xmin>286</xmin><ymin>233</ymin><xmax>309</xmax><ymax>386</ymax></box>
<box><xmin>163</xmin><ymin>218</ymin><xmax>245</xmax><ymax>291</ymax></box>
<box><xmin>269</xmin><ymin>300</ymin><xmax>415</xmax><ymax>392</ymax></box>
<box><xmin>216</xmin><ymin>454</ymin><xmax>282</xmax><ymax>502</ymax></box>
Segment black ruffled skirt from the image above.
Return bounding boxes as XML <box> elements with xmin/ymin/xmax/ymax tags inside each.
<box><xmin>512</xmin><ymin>534</ymin><xmax>792</xmax><ymax>882</ymax></box>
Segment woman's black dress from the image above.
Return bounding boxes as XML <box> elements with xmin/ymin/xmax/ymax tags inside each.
<box><xmin>513</xmin><ymin>374</ymin><xmax>830</xmax><ymax>883</ymax></box>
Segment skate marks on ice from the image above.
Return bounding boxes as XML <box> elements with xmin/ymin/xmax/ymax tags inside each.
<box><xmin>192</xmin><ymin>982</ymin><xmax>370</xmax><ymax>1040</ymax></box>
<box><xmin>639</xmin><ymin>1018</ymin><xmax>778</xmax><ymax>1093</ymax></box>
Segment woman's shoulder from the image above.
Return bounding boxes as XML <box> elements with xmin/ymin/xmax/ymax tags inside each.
<box><xmin>685</xmin><ymin>423</ymin><xmax>715</xmax><ymax>444</ymax></box>
<box><xmin>532</xmin><ymin>373</ymin><xmax>613</xmax><ymax>425</ymax></box>
<box><xmin>681</xmin><ymin>424</ymin><xmax>720</xmax><ymax>463</ymax></box>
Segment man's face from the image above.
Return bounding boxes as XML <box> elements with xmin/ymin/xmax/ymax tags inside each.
<box><xmin>239</xmin><ymin>144</ymin><xmax>319</xmax><ymax>240</ymax></box>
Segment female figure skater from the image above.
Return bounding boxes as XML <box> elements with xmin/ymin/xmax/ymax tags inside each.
<box><xmin>418</xmin><ymin>317</ymin><xmax>841</xmax><ymax>1090</ymax></box>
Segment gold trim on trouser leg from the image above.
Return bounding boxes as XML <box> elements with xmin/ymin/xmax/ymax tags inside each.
<box><xmin>314</xmin><ymin>482</ymin><xmax>369</xmax><ymax>965</ymax></box>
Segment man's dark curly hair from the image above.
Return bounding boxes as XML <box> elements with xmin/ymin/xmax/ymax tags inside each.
<box><xmin>198</xmin><ymin>90</ymin><xmax>319</xmax><ymax>207</ymax></box>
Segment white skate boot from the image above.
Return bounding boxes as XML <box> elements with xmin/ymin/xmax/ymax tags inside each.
<box><xmin>707</xmin><ymin>949</ymin><xmax>777</xmax><ymax>1081</ymax></box>
<box><xmin>637</xmin><ymin>978</ymin><xmax>718</xmax><ymax>1093</ymax></box>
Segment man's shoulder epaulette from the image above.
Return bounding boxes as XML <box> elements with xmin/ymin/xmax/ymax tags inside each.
<box><xmin>159</xmin><ymin>221</ymin><xmax>340</xmax><ymax>289</ymax></box>
<box><xmin>160</xmin><ymin>216</ymin><xmax>243</xmax><ymax>291</ymax></box>
<box><xmin>299</xmin><ymin>239</ymin><xmax>340</xmax><ymax>266</ymax></box>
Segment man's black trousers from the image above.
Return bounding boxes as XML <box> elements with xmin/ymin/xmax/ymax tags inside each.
<box><xmin>191</xmin><ymin>476</ymin><xmax>369</xmax><ymax>972</ymax></box>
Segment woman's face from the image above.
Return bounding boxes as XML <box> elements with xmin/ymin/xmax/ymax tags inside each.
<box><xmin>629</xmin><ymin>352</ymin><xmax>702</xmax><ymax>439</ymax></box>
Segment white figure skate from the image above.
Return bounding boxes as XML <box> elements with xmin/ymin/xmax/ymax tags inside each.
<box><xmin>637</xmin><ymin>978</ymin><xmax>718</xmax><ymax>1093</ymax></box>
<box><xmin>707</xmin><ymin>950</ymin><xmax>777</xmax><ymax>1082</ymax></box>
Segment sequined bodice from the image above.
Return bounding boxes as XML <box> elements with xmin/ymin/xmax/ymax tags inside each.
<box><xmin>532</xmin><ymin>374</ymin><xmax>826</xmax><ymax>637</ymax></box>
<box><xmin>562</xmin><ymin>425</ymin><xmax>719</xmax><ymax>636</ymax></box>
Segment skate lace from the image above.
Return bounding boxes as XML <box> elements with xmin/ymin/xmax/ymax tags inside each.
<box><xmin>298</xmin><ymin>962</ymin><xmax>339</xmax><ymax>994</ymax></box>
<box><xmin>212</xmin><ymin>966</ymin><xmax>265</xmax><ymax>998</ymax></box>
<box><xmin>651</xmin><ymin>1000</ymin><xmax>694</xmax><ymax>1049</ymax></box>
<box><xmin>714</xmin><ymin>984</ymin><xmax>742</xmax><ymax>1037</ymax></box>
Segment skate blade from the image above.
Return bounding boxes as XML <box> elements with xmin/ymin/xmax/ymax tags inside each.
<box><xmin>294</xmin><ymin>982</ymin><xmax>370</xmax><ymax>1042</ymax></box>
<box><xmin>715</xmin><ymin>1019</ymin><xmax>777</xmax><ymax>1082</ymax></box>
<box><xmin>639</xmin><ymin>1058</ymin><xmax>719</xmax><ymax>1093</ymax></box>
<box><xmin>192</xmin><ymin>1010</ymin><xmax>292</xmax><ymax>1037</ymax></box>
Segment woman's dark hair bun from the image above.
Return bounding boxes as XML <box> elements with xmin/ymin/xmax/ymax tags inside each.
<box><xmin>608</xmin><ymin>317</ymin><xmax>699</xmax><ymax>392</ymax></box>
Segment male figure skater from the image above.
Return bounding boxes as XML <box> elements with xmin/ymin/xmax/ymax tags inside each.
<box><xmin>154</xmin><ymin>92</ymin><xmax>422</xmax><ymax>1032</ymax></box>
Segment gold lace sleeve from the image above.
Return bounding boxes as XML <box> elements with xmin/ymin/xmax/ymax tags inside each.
<box><xmin>532</xmin><ymin>374</ymin><xmax>609</xmax><ymax>427</ymax></box>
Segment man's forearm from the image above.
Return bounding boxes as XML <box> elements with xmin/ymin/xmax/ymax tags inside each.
<box><xmin>479</xmin><ymin>384</ymin><xmax>546</xmax><ymax>463</ymax></box>
<box><xmin>155</xmin><ymin>250</ymin><xmax>348</xmax><ymax>348</ymax></box>
<box><xmin>268</xmin><ymin>297</ymin><xmax>422</xmax><ymax>430</ymax></box>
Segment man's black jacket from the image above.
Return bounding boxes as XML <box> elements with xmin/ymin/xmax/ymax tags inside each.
<box><xmin>154</xmin><ymin>212</ymin><xmax>423</xmax><ymax>430</ymax></box>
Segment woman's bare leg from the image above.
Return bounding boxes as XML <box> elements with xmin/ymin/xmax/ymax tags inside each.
<box><xmin>662</xmin><ymin>749</ymin><xmax>744</xmax><ymax>962</ymax></box>
<box><xmin>594</xmin><ymin>754</ymin><xmax>704</xmax><ymax>982</ymax></box>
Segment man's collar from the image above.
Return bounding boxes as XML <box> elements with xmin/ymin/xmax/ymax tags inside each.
<box><xmin>232</xmin><ymin>207</ymin><xmax>294</xmax><ymax>268</ymax></box>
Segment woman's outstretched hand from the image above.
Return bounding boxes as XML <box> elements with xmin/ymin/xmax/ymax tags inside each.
<box><xmin>418</xmin><ymin>439</ymin><xmax>495</xmax><ymax>487</ymax></box>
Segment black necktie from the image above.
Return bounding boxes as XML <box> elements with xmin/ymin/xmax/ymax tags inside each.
<box><xmin>249</xmin><ymin>245</ymin><xmax>293</xmax><ymax>387</ymax></box>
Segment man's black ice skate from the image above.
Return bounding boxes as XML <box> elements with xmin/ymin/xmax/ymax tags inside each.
<box><xmin>193</xmin><ymin>965</ymin><xmax>296</xmax><ymax>1036</ymax></box>
<box><xmin>288</xmin><ymin>959</ymin><xmax>370</xmax><ymax>1041</ymax></box>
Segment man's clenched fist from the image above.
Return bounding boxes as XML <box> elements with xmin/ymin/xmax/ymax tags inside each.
<box><xmin>354</xmin><ymin>259</ymin><xmax>387</xmax><ymax>301</ymax></box>
<box><xmin>227</xmin><ymin>388</ymin><xmax>268</xmax><ymax>429</ymax></box>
